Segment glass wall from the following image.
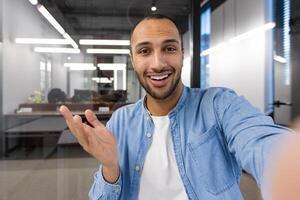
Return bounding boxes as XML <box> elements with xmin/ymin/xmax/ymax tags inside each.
<box><xmin>0</xmin><ymin>0</ymin><xmax>191</xmax><ymax>199</ymax></box>
<box><xmin>200</xmin><ymin>4</ymin><xmax>211</xmax><ymax>88</ymax></box>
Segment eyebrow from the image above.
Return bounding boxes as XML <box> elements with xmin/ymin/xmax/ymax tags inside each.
<box><xmin>134</xmin><ymin>39</ymin><xmax>180</xmax><ymax>49</ymax></box>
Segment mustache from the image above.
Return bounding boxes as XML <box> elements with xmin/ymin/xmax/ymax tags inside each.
<box><xmin>143</xmin><ymin>67</ymin><xmax>175</xmax><ymax>76</ymax></box>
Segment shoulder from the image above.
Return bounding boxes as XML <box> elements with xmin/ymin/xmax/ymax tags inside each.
<box><xmin>107</xmin><ymin>99</ymin><xmax>144</xmax><ymax>127</ymax></box>
<box><xmin>185</xmin><ymin>86</ymin><xmax>237</xmax><ymax>104</ymax></box>
<box><xmin>112</xmin><ymin>100</ymin><xmax>143</xmax><ymax>118</ymax></box>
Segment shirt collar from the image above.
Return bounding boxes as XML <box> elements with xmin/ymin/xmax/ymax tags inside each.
<box><xmin>142</xmin><ymin>85</ymin><xmax>188</xmax><ymax>118</ymax></box>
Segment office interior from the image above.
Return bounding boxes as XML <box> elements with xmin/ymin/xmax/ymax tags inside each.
<box><xmin>0</xmin><ymin>0</ymin><xmax>299</xmax><ymax>199</ymax></box>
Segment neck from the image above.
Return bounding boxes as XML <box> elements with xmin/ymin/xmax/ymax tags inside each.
<box><xmin>146</xmin><ymin>82</ymin><xmax>183</xmax><ymax>116</ymax></box>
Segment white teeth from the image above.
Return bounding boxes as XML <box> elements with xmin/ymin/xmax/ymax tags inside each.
<box><xmin>150</xmin><ymin>74</ymin><xmax>169</xmax><ymax>80</ymax></box>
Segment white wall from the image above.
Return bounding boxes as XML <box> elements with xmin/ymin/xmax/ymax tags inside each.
<box><xmin>68</xmin><ymin>53</ymin><xmax>94</xmax><ymax>97</ymax></box>
<box><xmin>2</xmin><ymin>0</ymin><xmax>67</xmax><ymax>114</ymax></box>
<box><xmin>209</xmin><ymin>0</ymin><xmax>274</xmax><ymax>113</ymax></box>
<box><xmin>52</xmin><ymin>55</ymin><xmax>67</xmax><ymax>93</ymax></box>
<box><xmin>69</xmin><ymin>71</ymin><xmax>87</xmax><ymax>97</ymax></box>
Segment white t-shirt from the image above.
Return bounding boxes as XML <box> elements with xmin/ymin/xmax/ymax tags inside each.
<box><xmin>138</xmin><ymin>115</ymin><xmax>188</xmax><ymax>200</ymax></box>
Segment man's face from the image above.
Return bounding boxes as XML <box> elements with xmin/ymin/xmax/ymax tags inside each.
<box><xmin>130</xmin><ymin>19</ymin><xmax>183</xmax><ymax>100</ymax></box>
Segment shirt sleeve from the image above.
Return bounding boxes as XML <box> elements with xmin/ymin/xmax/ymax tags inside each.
<box><xmin>214</xmin><ymin>88</ymin><xmax>293</xmax><ymax>186</ymax></box>
<box><xmin>88</xmin><ymin>165</ymin><xmax>122</xmax><ymax>200</ymax></box>
<box><xmin>88</xmin><ymin>117</ymin><xmax>122</xmax><ymax>200</ymax></box>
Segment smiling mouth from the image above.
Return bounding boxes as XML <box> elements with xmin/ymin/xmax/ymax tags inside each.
<box><xmin>149</xmin><ymin>74</ymin><xmax>171</xmax><ymax>81</ymax></box>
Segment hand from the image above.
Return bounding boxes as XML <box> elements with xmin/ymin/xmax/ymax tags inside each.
<box><xmin>290</xmin><ymin>116</ymin><xmax>300</xmax><ymax>133</ymax></box>
<box><xmin>264</xmin><ymin>135</ymin><xmax>300</xmax><ymax>200</ymax></box>
<box><xmin>59</xmin><ymin>105</ymin><xmax>119</xmax><ymax>183</ymax></box>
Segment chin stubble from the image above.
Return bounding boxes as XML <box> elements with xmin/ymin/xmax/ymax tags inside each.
<box><xmin>136</xmin><ymin>68</ymin><xmax>181</xmax><ymax>100</ymax></box>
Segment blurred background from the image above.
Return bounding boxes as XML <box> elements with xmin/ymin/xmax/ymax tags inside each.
<box><xmin>0</xmin><ymin>0</ymin><xmax>299</xmax><ymax>199</ymax></box>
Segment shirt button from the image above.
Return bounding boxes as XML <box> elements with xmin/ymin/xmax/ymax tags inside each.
<box><xmin>135</xmin><ymin>165</ymin><xmax>140</xmax><ymax>171</ymax></box>
<box><xmin>146</xmin><ymin>132</ymin><xmax>152</xmax><ymax>138</ymax></box>
<box><xmin>114</xmin><ymin>188</ymin><xmax>120</xmax><ymax>193</ymax></box>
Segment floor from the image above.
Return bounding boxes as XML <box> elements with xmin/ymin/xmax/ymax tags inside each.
<box><xmin>0</xmin><ymin>146</ymin><xmax>263</xmax><ymax>200</ymax></box>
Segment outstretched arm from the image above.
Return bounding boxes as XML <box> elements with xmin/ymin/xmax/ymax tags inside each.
<box><xmin>263</xmin><ymin>125</ymin><xmax>300</xmax><ymax>200</ymax></box>
<box><xmin>60</xmin><ymin>106</ymin><xmax>122</xmax><ymax>199</ymax></box>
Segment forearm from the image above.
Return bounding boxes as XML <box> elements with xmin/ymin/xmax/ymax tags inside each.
<box><xmin>89</xmin><ymin>165</ymin><xmax>122</xmax><ymax>200</ymax></box>
<box><xmin>263</xmin><ymin>135</ymin><xmax>300</xmax><ymax>200</ymax></box>
<box><xmin>102</xmin><ymin>165</ymin><xmax>120</xmax><ymax>184</ymax></box>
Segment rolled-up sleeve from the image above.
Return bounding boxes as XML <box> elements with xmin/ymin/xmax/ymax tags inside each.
<box><xmin>89</xmin><ymin>116</ymin><xmax>122</xmax><ymax>200</ymax></box>
<box><xmin>89</xmin><ymin>165</ymin><xmax>122</xmax><ymax>200</ymax></box>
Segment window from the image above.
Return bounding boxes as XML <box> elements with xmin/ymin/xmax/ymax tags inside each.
<box><xmin>200</xmin><ymin>5</ymin><xmax>211</xmax><ymax>88</ymax></box>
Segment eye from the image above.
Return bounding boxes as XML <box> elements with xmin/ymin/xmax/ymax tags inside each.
<box><xmin>165</xmin><ymin>46</ymin><xmax>177</xmax><ymax>53</ymax></box>
<box><xmin>138</xmin><ymin>48</ymin><xmax>151</xmax><ymax>56</ymax></box>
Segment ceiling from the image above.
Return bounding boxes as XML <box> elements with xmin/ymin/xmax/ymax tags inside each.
<box><xmin>40</xmin><ymin>0</ymin><xmax>191</xmax><ymax>39</ymax></box>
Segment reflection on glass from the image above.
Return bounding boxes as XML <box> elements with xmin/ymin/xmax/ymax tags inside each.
<box><xmin>200</xmin><ymin>6</ymin><xmax>211</xmax><ymax>88</ymax></box>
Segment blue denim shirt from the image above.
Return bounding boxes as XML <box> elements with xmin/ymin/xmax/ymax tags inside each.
<box><xmin>89</xmin><ymin>86</ymin><xmax>290</xmax><ymax>200</ymax></box>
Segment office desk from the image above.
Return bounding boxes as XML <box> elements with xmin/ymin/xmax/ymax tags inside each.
<box><xmin>4</xmin><ymin>117</ymin><xmax>67</xmax><ymax>157</ymax></box>
<box><xmin>6</xmin><ymin>117</ymin><xmax>67</xmax><ymax>134</ymax></box>
<box><xmin>3</xmin><ymin>112</ymin><xmax>112</xmax><ymax>157</ymax></box>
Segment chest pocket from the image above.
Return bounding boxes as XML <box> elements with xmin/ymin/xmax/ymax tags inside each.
<box><xmin>188</xmin><ymin>125</ymin><xmax>236</xmax><ymax>195</ymax></box>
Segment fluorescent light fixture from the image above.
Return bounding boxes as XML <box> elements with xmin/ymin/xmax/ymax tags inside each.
<box><xmin>274</xmin><ymin>55</ymin><xmax>287</xmax><ymax>64</ymax></box>
<box><xmin>229</xmin><ymin>22</ymin><xmax>276</xmax><ymax>43</ymax></box>
<box><xmin>79</xmin><ymin>39</ymin><xmax>130</xmax><ymax>46</ymax></box>
<box><xmin>201</xmin><ymin>22</ymin><xmax>276</xmax><ymax>57</ymax></box>
<box><xmin>92</xmin><ymin>77</ymin><xmax>100</xmax><ymax>81</ymax></box>
<box><xmin>201</xmin><ymin>43</ymin><xmax>228</xmax><ymax>57</ymax></box>
<box><xmin>92</xmin><ymin>77</ymin><xmax>113</xmax><ymax>83</ymax></box>
<box><xmin>97</xmin><ymin>63</ymin><xmax>126</xmax><ymax>70</ymax></box>
<box><xmin>36</xmin><ymin>5</ymin><xmax>78</xmax><ymax>49</ymax></box>
<box><xmin>69</xmin><ymin>66</ymin><xmax>96</xmax><ymax>71</ymax></box>
<box><xmin>151</xmin><ymin>6</ymin><xmax>157</xmax><ymax>11</ymax></box>
<box><xmin>86</xmin><ymin>49</ymin><xmax>130</xmax><ymax>54</ymax></box>
<box><xmin>37</xmin><ymin>5</ymin><xmax>65</xmax><ymax>34</ymax></box>
<box><xmin>15</xmin><ymin>38</ymin><xmax>70</xmax><ymax>45</ymax></box>
<box><xmin>29</xmin><ymin>0</ymin><xmax>38</xmax><ymax>5</ymax></box>
<box><xmin>96</xmin><ymin>63</ymin><xmax>127</xmax><ymax>90</ymax></box>
<box><xmin>64</xmin><ymin>63</ymin><xmax>95</xmax><ymax>68</ymax></box>
<box><xmin>63</xmin><ymin>33</ymin><xmax>78</xmax><ymax>48</ymax></box>
<box><xmin>34</xmin><ymin>47</ymin><xmax>80</xmax><ymax>53</ymax></box>
<box><xmin>64</xmin><ymin>63</ymin><xmax>96</xmax><ymax>71</ymax></box>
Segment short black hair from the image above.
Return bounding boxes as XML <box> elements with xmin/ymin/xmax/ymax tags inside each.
<box><xmin>130</xmin><ymin>14</ymin><xmax>183</xmax><ymax>53</ymax></box>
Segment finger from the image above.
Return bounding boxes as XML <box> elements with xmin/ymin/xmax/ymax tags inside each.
<box><xmin>72</xmin><ymin>115</ymin><xmax>89</xmax><ymax>146</ymax></box>
<box><xmin>84</xmin><ymin>124</ymin><xmax>106</xmax><ymax>157</ymax></box>
<box><xmin>85</xmin><ymin>109</ymin><xmax>105</xmax><ymax>129</ymax></box>
<box><xmin>59</xmin><ymin>105</ymin><xmax>77</xmax><ymax>134</ymax></box>
<box><xmin>59</xmin><ymin>105</ymin><xmax>73</xmax><ymax>121</ymax></box>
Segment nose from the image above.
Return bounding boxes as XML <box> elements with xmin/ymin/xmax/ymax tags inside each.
<box><xmin>150</xmin><ymin>51</ymin><xmax>168</xmax><ymax>71</ymax></box>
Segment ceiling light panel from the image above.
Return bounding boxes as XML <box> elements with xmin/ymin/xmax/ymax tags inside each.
<box><xmin>80</xmin><ymin>39</ymin><xmax>130</xmax><ymax>46</ymax></box>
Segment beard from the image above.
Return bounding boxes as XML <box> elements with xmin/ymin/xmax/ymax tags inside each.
<box><xmin>136</xmin><ymin>67</ymin><xmax>181</xmax><ymax>100</ymax></box>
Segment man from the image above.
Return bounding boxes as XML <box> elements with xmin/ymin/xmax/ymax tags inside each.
<box><xmin>60</xmin><ymin>14</ymin><xmax>292</xmax><ymax>199</ymax></box>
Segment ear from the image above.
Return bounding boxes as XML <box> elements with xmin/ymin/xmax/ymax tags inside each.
<box><xmin>181</xmin><ymin>47</ymin><xmax>184</xmax><ymax>60</ymax></box>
